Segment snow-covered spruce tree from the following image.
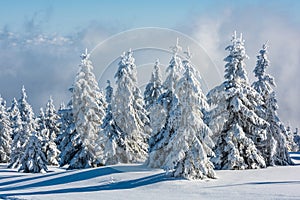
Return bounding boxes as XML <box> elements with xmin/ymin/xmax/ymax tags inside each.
<box><xmin>18</xmin><ymin>86</ymin><xmax>37</xmax><ymax>128</ymax></box>
<box><xmin>252</xmin><ymin>43</ymin><xmax>292</xmax><ymax>166</ymax></box>
<box><xmin>109</xmin><ymin>49</ymin><xmax>150</xmax><ymax>163</ymax></box>
<box><xmin>57</xmin><ymin>102</ymin><xmax>83</xmax><ymax>169</ymax></box>
<box><xmin>147</xmin><ymin>39</ymin><xmax>184</xmax><ymax>168</ymax></box>
<box><xmin>0</xmin><ymin>96</ymin><xmax>12</xmax><ymax>163</ymax></box>
<box><xmin>207</xmin><ymin>32</ymin><xmax>268</xmax><ymax>170</ymax></box>
<box><xmin>96</xmin><ymin>80</ymin><xmax>126</xmax><ymax>165</ymax></box>
<box><xmin>8</xmin><ymin>107</ymin><xmax>22</xmax><ymax>167</ymax></box>
<box><xmin>37</xmin><ymin>107</ymin><xmax>60</xmax><ymax>166</ymax></box>
<box><xmin>7</xmin><ymin>98</ymin><xmax>20</xmax><ymax>139</ymax></box>
<box><xmin>252</xmin><ymin>43</ymin><xmax>274</xmax><ymax>98</ymax></box>
<box><xmin>8</xmin><ymin>86</ymin><xmax>37</xmax><ymax>168</ymax></box>
<box><xmin>294</xmin><ymin>128</ymin><xmax>300</xmax><ymax>151</ymax></box>
<box><xmin>37</xmin><ymin>108</ymin><xmax>48</xmax><ymax>150</ymax></box>
<box><xmin>163</xmin><ymin>49</ymin><xmax>216</xmax><ymax>179</ymax></box>
<box><xmin>43</xmin><ymin>97</ymin><xmax>60</xmax><ymax>165</ymax></box>
<box><xmin>144</xmin><ymin>59</ymin><xmax>163</xmax><ymax>111</ymax></box>
<box><xmin>285</xmin><ymin>126</ymin><xmax>298</xmax><ymax>152</ymax></box>
<box><xmin>18</xmin><ymin>132</ymin><xmax>48</xmax><ymax>173</ymax></box>
<box><xmin>183</xmin><ymin>47</ymin><xmax>210</xmax><ymax>113</ymax></box>
<box><xmin>55</xmin><ymin>102</ymin><xmax>66</xmax><ymax>145</ymax></box>
<box><xmin>71</xmin><ymin>49</ymin><xmax>106</xmax><ymax>169</ymax></box>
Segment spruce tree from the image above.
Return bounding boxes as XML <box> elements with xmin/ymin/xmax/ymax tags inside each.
<box><xmin>57</xmin><ymin>104</ymin><xmax>82</xmax><ymax>169</ymax></box>
<box><xmin>71</xmin><ymin>49</ymin><xmax>106</xmax><ymax>168</ymax></box>
<box><xmin>147</xmin><ymin>39</ymin><xmax>183</xmax><ymax>168</ymax></box>
<box><xmin>44</xmin><ymin>97</ymin><xmax>60</xmax><ymax>165</ymax></box>
<box><xmin>18</xmin><ymin>133</ymin><xmax>48</xmax><ymax>173</ymax></box>
<box><xmin>37</xmin><ymin>107</ymin><xmax>60</xmax><ymax>166</ymax></box>
<box><xmin>37</xmin><ymin>108</ymin><xmax>48</xmax><ymax>153</ymax></box>
<box><xmin>55</xmin><ymin>102</ymin><xmax>66</xmax><ymax>145</ymax></box>
<box><xmin>96</xmin><ymin>80</ymin><xmax>126</xmax><ymax>165</ymax></box>
<box><xmin>110</xmin><ymin>49</ymin><xmax>150</xmax><ymax>163</ymax></box>
<box><xmin>8</xmin><ymin>107</ymin><xmax>22</xmax><ymax>168</ymax></box>
<box><xmin>207</xmin><ymin>32</ymin><xmax>268</xmax><ymax>170</ymax></box>
<box><xmin>8</xmin><ymin>86</ymin><xmax>37</xmax><ymax>168</ymax></box>
<box><xmin>144</xmin><ymin>59</ymin><xmax>163</xmax><ymax>111</ymax></box>
<box><xmin>285</xmin><ymin>126</ymin><xmax>298</xmax><ymax>152</ymax></box>
<box><xmin>252</xmin><ymin>43</ymin><xmax>274</xmax><ymax>96</ymax></box>
<box><xmin>18</xmin><ymin>86</ymin><xmax>37</xmax><ymax>129</ymax></box>
<box><xmin>252</xmin><ymin>43</ymin><xmax>292</xmax><ymax>166</ymax></box>
<box><xmin>163</xmin><ymin>48</ymin><xmax>216</xmax><ymax>179</ymax></box>
<box><xmin>0</xmin><ymin>96</ymin><xmax>12</xmax><ymax>163</ymax></box>
<box><xmin>294</xmin><ymin>128</ymin><xmax>300</xmax><ymax>151</ymax></box>
<box><xmin>7</xmin><ymin>98</ymin><xmax>20</xmax><ymax>139</ymax></box>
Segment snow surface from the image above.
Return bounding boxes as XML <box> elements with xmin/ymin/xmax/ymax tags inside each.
<box><xmin>0</xmin><ymin>153</ymin><xmax>300</xmax><ymax>200</ymax></box>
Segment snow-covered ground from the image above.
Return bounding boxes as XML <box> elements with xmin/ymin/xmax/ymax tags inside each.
<box><xmin>1</xmin><ymin>152</ymin><xmax>300</xmax><ymax>200</ymax></box>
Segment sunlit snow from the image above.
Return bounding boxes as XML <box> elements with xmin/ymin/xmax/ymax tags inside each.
<box><xmin>0</xmin><ymin>153</ymin><xmax>299</xmax><ymax>200</ymax></box>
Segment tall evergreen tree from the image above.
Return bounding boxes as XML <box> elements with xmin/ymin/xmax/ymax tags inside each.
<box><xmin>45</xmin><ymin>97</ymin><xmax>60</xmax><ymax>141</ymax></box>
<box><xmin>71</xmin><ymin>49</ymin><xmax>106</xmax><ymax>168</ymax></box>
<box><xmin>285</xmin><ymin>126</ymin><xmax>298</xmax><ymax>152</ymax></box>
<box><xmin>144</xmin><ymin>59</ymin><xmax>163</xmax><ymax>111</ymax></box>
<box><xmin>252</xmin><ymin>43</ymin><xmax>274</xmax><ymax>96</ymax></box>
<box><xmin>110</xmin><ymin>49</ymin><xmax>150</xmax><ymax>163</ymax></box>
<box><xmin>294</xmin><ymin>128</ymin><xmax>300</xmax><ymax>151</ymax></box>
<box><xmin>7</xmin><ymin>98</ymin><xmax>20</xmax><ymax>139</ymax></box>
<box><xmin>57</xmin><ymin>103</ymin><xmax>82</xmax><ymax>169</ymax></box>
<box><xmin>96</xmin><ymin>80</ymin><xmax>125</xmax><ymax>165</ymax></box>
<box><xmin>37</xmin><ymin>108</ymin><xmax>48</xmax><ymax>150</ymax></box>
<box><xmin>8</xmin><ymin>86</ymin><xmax>37</xmax><ymax>168</ymax></box>
<box><xmin>163</xmin><ymin>48</ymin><xmax>216</xmax><ymax>179</ymax></box>
<box><xmin>55</xmin><ymin>102</ymin><xmax>66</xmax><ymax>145</ymax></box>
<box><xmin>207</xmin><ymin>32</ymin><xmax>268</xmax><ymax>170</ymax></box>
<box><xmin>8</xmin><ymin>106</ymin><xmax>22</xmax><ymax>168</ymax></box>
<box><xmin>37</xmin><ymin>107</ymin><xmax>60</xmax><ymax>166</ymax></box>
<box><xmin>252</xmin><ymin>43</ymin><xmax>292</xmax><ymax>166</ymax></box>
<box><xmin>147</xmin><ymin>39</ymin><xmax>183</xmax><ymax>168</ymax></box>
<box><xmin>18</xmin><ymin>86</ymin><xmax>37</xmax><ymax>129</ymax></box>
<box><xmin>18</xmin><ymin>133</ymin><xmax>48</xmax><ymax>173</ymax></box>
<box><xmin>0</xmin><ymin>96</ymin><xmax>12</xmax><ymax>163</ymax></box>
<box><xmin>44</xmin><ymin>97</ymin><xmax>60</xmax><ymax>165</ymax></box>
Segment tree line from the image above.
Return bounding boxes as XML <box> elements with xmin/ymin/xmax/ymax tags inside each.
<box><xmin>0</xmin><ymin>32</ymin><xmax>299</xmax><ymax>179</ymax></box>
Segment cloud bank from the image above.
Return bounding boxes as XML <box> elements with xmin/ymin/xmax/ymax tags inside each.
<box><xmin>0</xmin><ymin>12</ymin><xmax>117</xmax><ymax>112</ymax></box>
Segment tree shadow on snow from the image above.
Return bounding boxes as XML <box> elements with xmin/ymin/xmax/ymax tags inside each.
<box><xmin>0</xmin><ymin>169</ymin><xmax>19</xmax><ymax>173</ymax></box>
<box><xmin>205</xmin><ymin>180</ymin><xmax>300</xmax><ymax>189</ymax></box>
<box><xmin>0</xmin><ymin>166</ymin><xmax>122</xmax><ymax>192</ymax></box>
<box><xmin>1</xmin><ymin>171</ymin><xmax>173</xmax><ymax>197</ymax></box>
<box><xmin>292</xmin><ymin>157</ymin><xmax>300</xmax><ymax>161</ymax></box>
<box><xmin>0</xmin><ymin>170</ymin><xmax>68</xmax><ymax>188</ymax></box>
<box><xmin>290</xmin><ymin>152</ymin><xmax>300</xmax><ymax>163</ymax></box>
<box><xmin>249</xmin><ymin>181</ymin><xmax>300</xmax><ymax>185</ymax></box>
<box><xmin>0</xmin><ymin>175</ymin><xmax>25</xmax><ymax>180</ymax></box>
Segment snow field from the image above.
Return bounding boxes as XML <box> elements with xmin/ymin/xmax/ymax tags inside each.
<box><xmin>0</xmin><ymin>153</ymin><xmax>299</xmax><ymax>200</ymax></box>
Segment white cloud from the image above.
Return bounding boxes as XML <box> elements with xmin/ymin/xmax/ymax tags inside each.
<box><xmin>180</xmin><ymin>5</ymin><xmax>300</xmax><ymax>129</ymax></box>
<box><xmin>0</xmin><ymin>31</ymin><xmax>74</xmax><ymax>109</ymax></box>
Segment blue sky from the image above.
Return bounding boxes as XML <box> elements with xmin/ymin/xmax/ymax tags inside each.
<box><xmin>2</xmin><ymin>0</ymin><xmax>201</xmax><ymax>33</ymax></box>
<box><xmin>0</xmin><ymin>0</ymin><xmax>299</xmax><ymax>128</ymax></box>
<box><xmin>2</xmin><ymin>0</ymin><xmax>299</xmax><ymax>34</ymax></box>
